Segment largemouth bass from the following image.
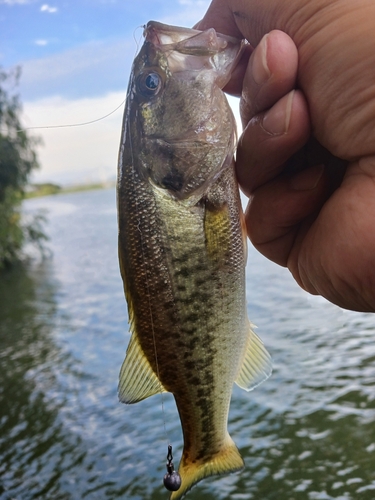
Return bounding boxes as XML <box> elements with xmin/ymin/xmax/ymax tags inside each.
<box><xmin>117</xmin><ymin>21</ymin><xmax>272</xmax><ymax>499</ymax></box>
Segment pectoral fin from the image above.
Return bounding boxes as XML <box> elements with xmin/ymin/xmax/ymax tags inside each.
<box><xmin>235</xmin><ymin>323</ymin><xmax>272</xmax><ymax>391</ymax></box>
<box><xmin>118</xmin><ymin>332</ymin><xmax>167</xmax><ymax>404</ymax></box>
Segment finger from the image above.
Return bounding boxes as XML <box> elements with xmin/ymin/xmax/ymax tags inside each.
<box><xmin>194</xmin><ymin>17</ymin><xmax>254</xmax><ymax>98</ymax></box>
<box><xmin>194</xmin><ymin>0</ymin><xmax>244</xmax><ymax>38</ymax></box>
<box><xmin>222</xmin><ymin>44</ymin><xmax>253</xmax><ymax>97</ymax></box>
<box><xmin>289</xmin><ymin>157</ymin><xmax>375</xmax><ymax>311</ymax></box>
<box><xmin>196</xmin><ymin>0</ymin><xmax>295</xmax><ymax>47</ymax></box>
<box><xmin>246</xmin><ymin>164</ymin><xmax>328</xmax><ymax>267</ymax></box>
<box><xmin>241</xmin><ymin>30</ymin><xmax>298</xmax><ymax>124</ymax></box>
<box><xmin>196</xmin><ymin>23</ymin><xmax>298</xmax><ymax>102</ymax></box>
<box><xmin>236</xmin><ymin>90</ymin><xmax>311</xmax><ymax>196</ymax></box>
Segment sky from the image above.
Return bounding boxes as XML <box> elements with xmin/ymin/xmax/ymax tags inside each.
<box><xmin>1</xmin><ymin>0</ymin><xmax>241</xmax><ymax>186</ymax></box>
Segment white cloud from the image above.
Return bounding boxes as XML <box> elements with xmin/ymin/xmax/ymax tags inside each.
<box><xmin>160</xmin><ymin>0</ymin><xmax>209</xmax><ymax>29</ymax></box>
<box><xmin>23</xmin><ymin>92</ymin><xmax>125</xmax><ymax>185</ymax></box>
<box><xmin>35</xmin><ymin>39</ymin><xmax>48</xmax><ymax>46</ymax></box>
<box><xmin>20</xmin><ymin>38</ymin><xmax>134</xmax><ymax>100</ymax></box>
<box><xmin>40</xmin><ymin>4</ymin><xmax>57</xmax><ymax>13</ymax></box>
<box><xmin>18</xmin><ymin>7</ymin><xmax>241</xmax><ymax>187</ymax></box>
<box><xmin>22</xmin><ymin>92</ymin><xmax>241</xmax><ymax>187</ymax></box>
<box><xmin>18</xmin><ymin>2</ymin><xmax>212</xmax><ymax>102</ymax></box>
<box><xmin>0</xmin><ymin>0</ymin><xmax>32</xmax><ymax>5</ymax></box>
<box><xmin>0</xmin><ymin>0</ymin><xmax>30</xmax><ymax>3</ymax></box>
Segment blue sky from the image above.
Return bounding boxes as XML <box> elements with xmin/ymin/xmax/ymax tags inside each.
<box><xmin>1</xmin><ymin>0</ymin><xmax>240</xmax><ymax>185</ymax></box>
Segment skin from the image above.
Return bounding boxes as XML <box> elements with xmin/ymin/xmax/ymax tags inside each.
<box><xmin>196</xmin><ymin>0</ymin><xmax>375</xmax><ymax>312</ymax></box>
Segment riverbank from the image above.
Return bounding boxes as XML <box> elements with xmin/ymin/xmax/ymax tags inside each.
<box><xmin>25</xmin><ymin>181</ymin><xmax>116</xmax><ymax>199</ymax></box>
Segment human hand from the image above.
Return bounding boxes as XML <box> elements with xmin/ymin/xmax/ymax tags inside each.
<box><xmin>196</xmin><ymin>0</ymin><xmax>375</xmax><ymax>312</ymax></box>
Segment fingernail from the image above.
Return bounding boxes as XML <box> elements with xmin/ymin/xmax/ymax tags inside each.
<box><xmin>262</xmin><ymin>90</ymin><xmax>294</xmax><ymax>135</ymax></box>
<box><xmin>253</xmin><ymin>34</ymin><xmax>271</xmax><ymax>85</ymax></box>
<box><xmin>290</xmin><ymin>164</ymin><xmax>325</xmax><ymax>191</ymax></box>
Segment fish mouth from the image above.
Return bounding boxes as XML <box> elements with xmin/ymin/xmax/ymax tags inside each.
<box><xmin>144</xmin><ymin>21</ymin><xmax>230</xmax><ymax>54</ymax></box>
<box><xmin>143</xmin><ymin>21</ymin><xmax>245</xmax><ymax>88</ymax></box>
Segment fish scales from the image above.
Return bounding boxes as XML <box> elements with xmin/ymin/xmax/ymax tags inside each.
<box><xmin>117</xmin><ymin>21</ymin><xmax>272</xmax><ymax>499</ymax></box>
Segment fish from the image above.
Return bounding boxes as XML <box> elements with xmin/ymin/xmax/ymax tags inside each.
<box><xmin>117</xmin><ymin>21</ymin><xmax>272</xmax><ymax>500</ymax></box>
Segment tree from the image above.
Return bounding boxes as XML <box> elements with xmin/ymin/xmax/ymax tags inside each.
<box><xmin>0</xmin><ymin>66</ymin><xmax>47</xmax><ymax>269</ymax></box>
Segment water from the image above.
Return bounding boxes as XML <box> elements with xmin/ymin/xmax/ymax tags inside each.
<box><xmin>1</xmin><ymin>188</ymin><xmax>375</xmax><ymax>500</ymax></box>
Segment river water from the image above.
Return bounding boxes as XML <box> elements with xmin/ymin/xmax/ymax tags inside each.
<box><xmin>1</xmin><ymin>187</ymin><xmax>375</xmax><ymax>500</ymax></box>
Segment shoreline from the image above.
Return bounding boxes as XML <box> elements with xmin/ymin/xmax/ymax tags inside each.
<box><xmin>25</xmin><ymin>181</ymin><xmax>116</xmax><ymax>199</ymax></box>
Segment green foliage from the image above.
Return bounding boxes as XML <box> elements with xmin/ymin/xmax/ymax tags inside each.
<box><xmin>26</xmin><ymin>183</ymin><xmax>62</xmax><ymax>198</ymax></box>
<box><xmin>25</xmin><ymin>181</ymin><xmax>115</xmax><ymax>199</ymax></box>
<box><xmin>0</xmin><ymin>188</ymin><xmax>23</xmax><ymax>265</ymax></box>
<box><xmin>0</xmin><ymin>66</ymin><xmax>47</xmax><ymax>269</ymax></box>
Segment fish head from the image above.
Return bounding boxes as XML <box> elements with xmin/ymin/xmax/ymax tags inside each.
<box><xmin>122</xmin><ymin>21</ymin><xmax>243</xmax><ymax>202</ymax></box>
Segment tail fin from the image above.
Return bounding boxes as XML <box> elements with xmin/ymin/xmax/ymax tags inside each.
<box><xmin>170</xmin><ymin>434</ymin><xmax>244</xmax><ymax>500</ymax></box>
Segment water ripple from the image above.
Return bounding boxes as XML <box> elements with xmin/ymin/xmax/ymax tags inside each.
<box><xmin>0</xmin><ymin>188</ymin><xmax>373</xmax><ymax>499</ymax></box>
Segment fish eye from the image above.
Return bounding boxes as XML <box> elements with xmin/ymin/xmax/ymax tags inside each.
<box><xmin>137</xmin><ymin>70</ymin><xmax>163</xmax><ymax>97</ymax></box>
<box><xmin>145</xmin><ymin>73</ymin><xmax>160</xmax><ymax>90</ymax></box>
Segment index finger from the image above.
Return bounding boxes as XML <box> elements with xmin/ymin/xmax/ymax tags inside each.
<box><xmin>194</xmin><ymin>0</ymin><xmax>243</xmax><ymax>38</ymax></box>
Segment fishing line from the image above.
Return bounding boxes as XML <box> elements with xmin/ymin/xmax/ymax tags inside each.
<box><xmin>133</xmin><ymin>25</ymin><xmax>145</xmax><ymax>55</ymax></box>
<box><xmin>11</xmin><ymin>26</ymin><xmax>147</xmax><ymax>135</ymax></box>
<box><xmin>127</xmin><ymin>108</ymin><xmax>169</xmax><ymax>444</ymax></box>
<box><xmin>17</xmin><ymin>98</ymin><xmax>126</xmax><ymax>134</ymax></box>
<box><xmin>14</xmin><ymin>28</ymin><xmax>141</xmax><ymax>135</ymax></box>
<box><xmin>127</xmin><ymin>102</ymin><xmax>181</xmax><ymax>492</ymax></box>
